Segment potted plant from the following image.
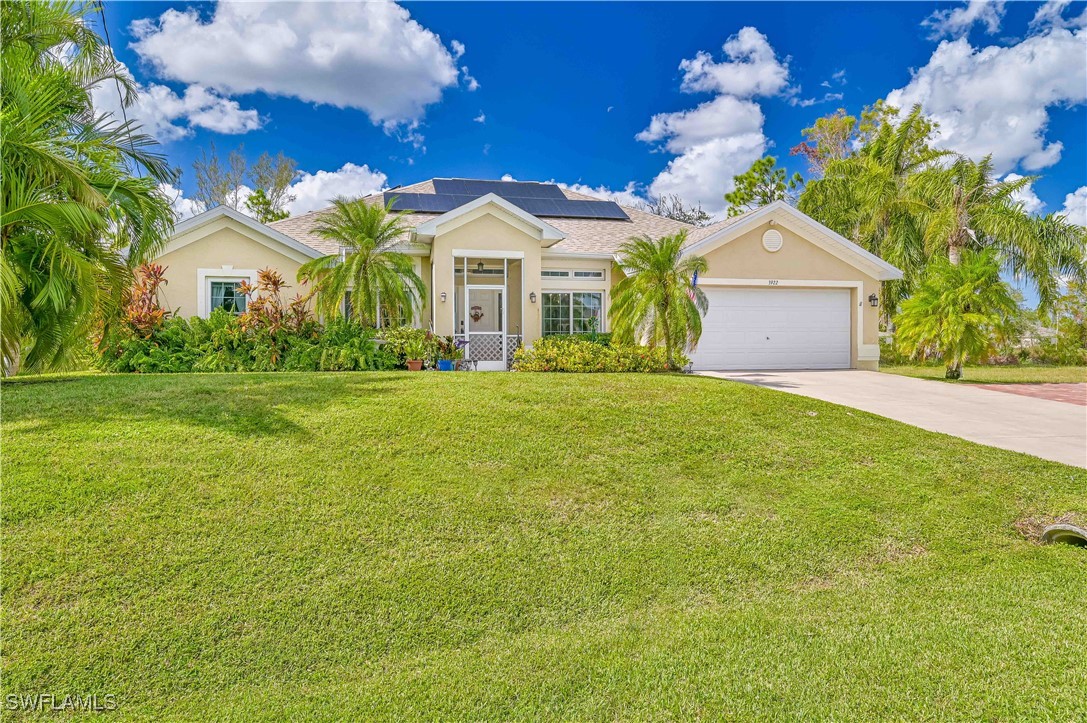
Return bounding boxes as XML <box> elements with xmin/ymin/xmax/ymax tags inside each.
<box><xmin>436</xmin><ymin>336</ymin><xmax>465</xmax><ymax>371</ymax></box>
<box><xmin>404</xmin><ymin>337</ymin><xmax>427</xmax><ymax>371</ymax></box>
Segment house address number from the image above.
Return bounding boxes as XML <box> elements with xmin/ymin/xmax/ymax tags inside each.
<box><xmin>768</xmin><ymin>280</ymin><xmax>779</xmax><ymax>285</ymax></box>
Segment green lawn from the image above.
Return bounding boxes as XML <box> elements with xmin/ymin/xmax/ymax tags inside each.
<box><xmin>3</xmin><ymin>373</ymin><xmax>1085</xmax><ymax>720</ymax></box>
<box><xmin>882</xmin><ymin>364</ymin><xmax>1087</xmax><ymax>384</ymax></box>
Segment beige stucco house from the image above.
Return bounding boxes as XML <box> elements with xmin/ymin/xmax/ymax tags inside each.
<box><xmin>155</xmin><ymin>178</ymin><xmax>902</xmax><ymax>371</ymax></box>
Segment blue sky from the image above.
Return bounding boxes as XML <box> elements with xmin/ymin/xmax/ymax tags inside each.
<box><xmin>97</xmin><ymin>0</ymin><xmax>1085</xmax><ymax>232</ymax></box>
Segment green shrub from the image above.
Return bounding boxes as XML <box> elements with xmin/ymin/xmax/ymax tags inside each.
<box><xmin>284</xmin><ymin>318</ymin><xmax>397</xmax><ymax>372</ymax></box>
<box><xmin>378</xmin><ymin>326</ymin><xmax>442</xmax><ymax>367</ymax></box>
<box><xmin>565</xmin><ymin>331</ymin><xmax>613</xmax><ymax>346</ymax></box>
<box><xmin>513</xmin><ymin>336</ymin><xmax>680</xmax><ymax>372</ymax></box>
<box><xmin>98</xmin><ymin>311</ymin><xmax>396</xmax><ymax>373</ymax></box>
<box><xmin>878</xmin><ymin>337</ymin><xmax>912</xmax><ymax>366</ymax></box>
<box><xmin>98</xmin><ymin>315</ymin><xmax>199</xmax><ymax>373</ymax></box>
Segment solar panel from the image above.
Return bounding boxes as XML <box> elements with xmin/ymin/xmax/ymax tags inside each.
<box><xmin>383</xmin><ymin>192</ymin><xmax>464</xmax><ymax>212</ymax></box>
<box><xmin>384</xmin><ymin>188</ymin><xmax>630</xmax><ymax>220</ymax></box>
<box><xmin>434</xmin><ymin>179</ymin><xmax>567</xmax><ymax>200</ymax></box>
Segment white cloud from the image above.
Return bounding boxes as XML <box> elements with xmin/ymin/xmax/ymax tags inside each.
<box><xmin>160</xmin><ymin>163</ymin><xmax>389</xmax><ymax>220</ymax></box>
<box><xmin>1060</xmin><ymin>186</ymin><xmax>1087</xmax><ymax>227</ymax></box>
<box><xmin>923</xmin><ymin>0</ymin><xmax>1005</xmax><ymax>40</ymax></box>
<box><xmin>637</xmin><ymin>95</ymin><xmax>764</xmax><ymax>154</ymax></box>
<box><xmin>1030</xmin><ymin>0</ymin><xmax>1087</xmax><ymax>30</ymax></box>
<box><xmin>678</xmin><ymin>27</ymin><xmax>792</xmax><ymax>98</ymax></box>
<box><xmin>637</xmin><ymin>27</ymin><xmax>788</xmax><ymax>215</ymax></box>
<box><xmin>790</xmin><ymin>92</ymin><xmax>844</xmax><ymax>108</ymax></box>
<box><xmin>886</xmin><ymin>28</ymin><xmax>1087</xmax><ymax>174</ymax></box>
<box><xmin>159</xmin><ymin>183</ymin><xmax>204</xmax><ymax>220</ymax></box>
<box><xmin>286</xmin><ymin>163</ymin><xmax>388</xmax><ymax>215</ymax></box>
<box><xmin>646</xmin><ymin>134</ymin><xmax>767</xmax><ymax>215</ymax></box>
<box><xmin>91</xmin><ymin>63</ymin><xmax>261</xmax><ymax>142</ymax></box>
<box><xmin>130</xmin><ymin>2</ymin><xmax>460</xmax><ymax>136</ymax></box>
<box><xmin>473</xmin><ymin>111</ymin><xmax>486</xmax><ymax>124</ymax></box>
<box><xmin>462</xmin><ymin>67</ymin><xmax>480</xmax><ymax>92</ymax></box>
<box><xmin>1002</xmin><ymin>173</ymin><xmax>1045</xmax><ymax>214</ymax></box>
<box><xmin>557</xmin><ymin>182</ymin><xmax>646</xmax><ymax>208</ymax></box>
<box><xmin>450</xmin><ymin>40</ymin><xmax>465</xmax><ymax>59</ymax></box>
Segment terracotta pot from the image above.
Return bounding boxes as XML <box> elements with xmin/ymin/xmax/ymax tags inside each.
<box><xmin>406</xmin><ymin>359</ymin><xmax>424</xmax><ymax>371</ymax></box>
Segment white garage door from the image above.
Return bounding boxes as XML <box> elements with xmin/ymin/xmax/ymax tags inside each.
<box><xmin>690</xmin><ymin>287</ymin><xmax>851</xmax><ymax>370</ymax></box>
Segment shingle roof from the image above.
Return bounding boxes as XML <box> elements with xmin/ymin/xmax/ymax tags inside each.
<box><xmin>267</xmin><ymin>179</ymin><xmax>756</xmax><ymax>257</ymax></box>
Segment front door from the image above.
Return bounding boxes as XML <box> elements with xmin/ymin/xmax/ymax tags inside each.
<box><xmin>466</xmin><ymin>285</ymin><xmax>506</xmax><ymax>371</ymax></box>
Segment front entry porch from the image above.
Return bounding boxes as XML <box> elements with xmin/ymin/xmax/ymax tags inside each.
<box><xmin>452</xmin><ymin>254</ymin><xmax>524</xmax><ymax>370</ymax></box>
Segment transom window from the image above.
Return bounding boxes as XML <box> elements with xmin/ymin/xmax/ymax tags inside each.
<box><xmin>542</xmin><ymin>291</ymin><xmax>603</xmax><ymax>335</ymax></box>
<box><xmin>541</xmin><ymin>269</ymin><xmax>605</xmax><ymax>279</ymax></box>
<box><xmin>209</xmin><ymin>280</ymin><xmax>247</xmax><ymax>315</ymax></box>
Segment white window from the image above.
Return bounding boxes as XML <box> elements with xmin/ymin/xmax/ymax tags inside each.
<box><xmin>197</xmin><ymin>268</ymin><xmax>258</xmax><ymax>318</ymax></box>
<box><xmin>208</xmin><ymin>280</ymin><xmax>247</xmax><ymax>315</ymax></box>
<box><xmin>542</xmin><ymin>291</ymin><xmax>603</xmax><ymax>335</ymax></box>
<box><xmin>541</xmin><ymin>269</ymin><xmax>606</xmax><ymax>280</ymax></box>
<box><xmin>344</xmin><ymin>290</ymin><xmax>409</xmax><ymax>327</ymax></box>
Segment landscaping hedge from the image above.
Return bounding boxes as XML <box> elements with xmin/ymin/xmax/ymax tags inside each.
<box><xmin>98</xmin><ymin>310</ymin><xmax>398</xmax><ymax>373</ymax></box>
<box><xmin>512</xmin><ymin>335</ymin><xmax>682</xmax><ymax>372</ymax></box>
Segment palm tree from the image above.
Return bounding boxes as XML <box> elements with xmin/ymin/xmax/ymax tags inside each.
<box><xmin>800</xmin><ymin>104</ymin><xmax>1087</xmax><ymax>319</ymax></box>
<box><xmin>910</xmin><ymin>156</ymin><xmax>1086</xmax><ymax>311</ymax></box>
<box><xmin>1</xmin><ymin>0</ymin><xmax>175</xmax><ymax>374</ymax></box>
<box><xmin>799</xmin><ymin>104</ymin><xmax>945</xmax><ymax>316</ymax></box>
<box><xmin>894</xmin><ymin>249</ymin><xmax>1017</xmax><ymax>379</ymax></box>
<box><xmin>610</xmin><ymin>232</ymin><xmax>708</xmax><ymax>371</ymax></box>
<box><xmin>298</xmin><ymin>198</ymin><xmax>426</xmax><ymax>327</ymax></box>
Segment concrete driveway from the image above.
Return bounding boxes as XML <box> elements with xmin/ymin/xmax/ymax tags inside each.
<box><xmin>697</xmin><ymin>370</ymin><xmax>1087</xmax><ymax>468</ymax></box>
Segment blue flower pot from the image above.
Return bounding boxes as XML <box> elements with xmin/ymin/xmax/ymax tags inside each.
<box><xmin>437</xmin><ymin>359</ymin><xmax>455</xmax><ymax>372</ymax></box>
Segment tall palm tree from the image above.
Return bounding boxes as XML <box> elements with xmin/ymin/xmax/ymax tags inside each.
<box><xmin>298</xmin><ymin>198</ymin><xmax>426</xmax><ymax>327</ymax></box>
<box><xmin>910</xmin><ymin>156</ymin><xmax>1086</xmax><ymax>311</ymax></box>
<box><xmin>610</xmin><ymin>232</ymin><xmax>708</xmax><ymax>371</ymax></box>
<box><xmin>1</xmin><ymin>0</ymin><xmax>175</xmax><ymax>374</ymax></box>
<box><xmin>894</xmin><ymin>249</ymin><xmax>1018</xmax><ymax>379</ymax></box>
<box><xmin>799</xmin><ymin>104</ymin><xmax>945</xmax><ymax>316</ymax></box>
<box><xmin>801</xmin><ymin>105</ymin><xmax>1087</xmax><ymax>318</ymax></box>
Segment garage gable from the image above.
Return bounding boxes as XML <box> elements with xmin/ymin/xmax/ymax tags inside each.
<box><xmin>684</xmin><ymin>202</ymin><xmax>902</xmax><ymax>282</ymax></box>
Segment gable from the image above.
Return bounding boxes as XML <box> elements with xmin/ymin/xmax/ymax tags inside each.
<box><xmin>413</xmin><ymin>194</ymin><xmax>565</xmax><ymax>244</ymax></box>
<box><xmin>430</xmin><ymin>212</ymin><xmax>544</xmax><ymax>257</ymax></box>
<box><xmin>162</xmin><ymin>207</ymin><xmax>322</xmax><ymax>264</ymax></box>
<box><xmin>684</xmin><ymin>202</ymin><xmax>902</xmax><ymax>281</ymax></box>
<box><xmin>700</xmin><ymin>221</ymin><xmax>877</xmax><ymax>283</ymax></box>
<box><xmin>156</xmin><ymin>221</ymin><xmax>309</xmax><ymax>272</ymax></box>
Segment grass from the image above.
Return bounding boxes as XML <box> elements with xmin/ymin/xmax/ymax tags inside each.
<box><xmin>882</xmin><ymin>364</ymin><xmax>1087</xmax><ymax>384</ymax></box>
<box><xmin>3</xmin><ymin>372</ymin><xmax>1085</xmax><ymax>720</ymax></box>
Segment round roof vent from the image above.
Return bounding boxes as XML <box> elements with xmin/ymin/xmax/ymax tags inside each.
<box><xmin>762</xmin><ymin>229</ymin><xmax>783</xmax><ymax>252</ymax></box>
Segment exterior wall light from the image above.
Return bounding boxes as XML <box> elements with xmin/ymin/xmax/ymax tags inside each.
<box><xmin>868</xmin><ymin>293</ymin><xmax>879</xmax><ymax>307</ymax></box>
<box><xmin>529</xmin><ymin>292</ymin><xmax>537</xmax><ymax>303</ymax></box>
<box><xmin>440</xmin><ymin>291</ymin><xmax>447</xmax><ymax>303</ymax></box>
